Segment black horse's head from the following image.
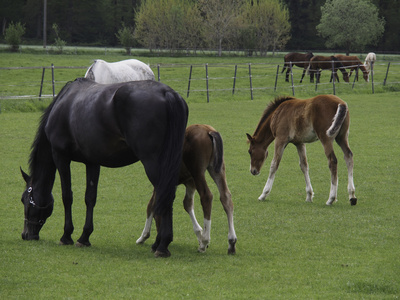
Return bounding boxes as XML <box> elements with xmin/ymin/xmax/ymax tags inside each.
<box><xmin>20</xmin><ymin>168</ymin><xmax>54</xmax><ymax>241</ymax></box>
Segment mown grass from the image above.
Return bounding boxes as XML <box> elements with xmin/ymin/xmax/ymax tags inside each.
<box><xmin>1</xmin><ymin>82</ymin><xmax>400</xmax><ymax>299</ymax></box>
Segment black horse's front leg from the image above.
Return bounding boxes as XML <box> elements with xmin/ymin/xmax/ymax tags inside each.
<box><xmin>53</xmin><ymin>153</ymin><xmax>75</xmax><ymax>245</ymax></box>
<box><xmin>76</xmin><ymin>164</ymin><xmax>100</xmax><ymax>247</ymax></box>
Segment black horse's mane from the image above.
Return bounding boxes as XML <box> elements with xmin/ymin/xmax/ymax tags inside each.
<box><xmin>254</xmin><ymin>96</ymin><xmax>295</xmax><ymax>136</ymax></box>
<box><xmin>28</xmin><ymin>80</ymin><xmax>76</xmax><ymax>177</ymax></box>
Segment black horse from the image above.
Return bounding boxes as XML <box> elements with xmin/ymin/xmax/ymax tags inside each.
<box><xmin>20</xmin><ymin>78</ymin><xmax>188</xmax><ymax>257</ymax></box>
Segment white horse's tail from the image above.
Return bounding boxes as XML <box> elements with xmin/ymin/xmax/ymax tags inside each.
<box><xmin>327</xmin><ymin>104</ymin><xmax>348</xmax><ymax>138</ymax></box>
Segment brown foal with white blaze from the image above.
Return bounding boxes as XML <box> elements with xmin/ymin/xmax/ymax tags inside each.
<box><xmin>137</xmin><ymin>124</ymin><xmax>237</xmax><ymax>254</ymax></box>
<box><xmin>246</xmin><ymin>95</ymin><xmax>357</xmax><ymax>206</ymax></box>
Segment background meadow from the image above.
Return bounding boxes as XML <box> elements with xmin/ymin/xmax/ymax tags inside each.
<box><xmin>1</xmin><ymin>51</ymin><xmax>399</xmax><ymax>299</ymax></box>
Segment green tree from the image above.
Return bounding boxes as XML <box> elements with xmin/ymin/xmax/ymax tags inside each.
<box><xmin>116</xmin><ymin>23</ymin><xmax>135</xmax><ymax>55</ymax></box>
<box><xmin>240</xmin><ymin>0</ymin><xmax>290</xmax><ymax>55</ymax></box>
<box><xmin>135</xmin><ymin>0</ymin><xmax>202</xmax><ymax>52</ymax></box>
<box><xmin>198</xmin><ymin>0</ymin><xmax>245</xmax><ymax>56</ymax></box>
<box><xmin>52</xmin><ymin>23</ymin><xmax>67</xmax><ymax>53</ymax></box>
<box><xmin>316</xmin><ymin>0</ymin><xmax>385</xmax><ymax>55</ymax></box>
<box><xmin>4</xmin><ymin>21</ymin><xmax>25</xmax><ymax>51</ymax></box>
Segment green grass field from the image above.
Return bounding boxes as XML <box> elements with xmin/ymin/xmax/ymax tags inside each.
<box><xmin>1</xmin><ymin>50</ymin><xmax>400</xmax><ymax>299</ymax></box>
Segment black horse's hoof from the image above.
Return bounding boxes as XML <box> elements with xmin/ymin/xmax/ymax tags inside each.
<box><xmin>59</xmin><ymin>237</ymin><xmax>74</xmax><ymax>245</ymax></box>
<box><xmin>350</xmin><ymin>198</ymin><xmax>357</xmax><ymax>206</ymax></box>
<box><xmin>154</xmin><ymin>250</ymin><xmax>171</xmax><ymax>258</ymax></box>
<box><xmin>76</xmin><ymin>239</ymin><xmax>91</xmax><ymax>247</ymax></box>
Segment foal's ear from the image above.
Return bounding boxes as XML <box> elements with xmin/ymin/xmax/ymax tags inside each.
<box><xmin>20</xmin><ymin>167</ymin><xmax>30</xmax><ymax>184</ymax></box>
<box><xmin>246</xmin><ymin>133</ymin><xmax>253</xmax><ymax>142</ymax></box>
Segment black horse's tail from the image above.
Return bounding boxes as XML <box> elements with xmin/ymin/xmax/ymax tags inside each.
<box><xmin>154</xmin><ymin>90</ymin><xmax>188</xmax><ymax>216</ymax></box>
<box><xmin>209</xmin><ymin>131</ymin><xmax>224</xmax><ymax>174</ymax></box>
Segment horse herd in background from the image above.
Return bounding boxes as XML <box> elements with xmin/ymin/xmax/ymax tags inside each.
<box><xmin>19</xmin><ymin>56</ymin><xmax>359</xmax><ymax>258</ymax></box>
<box><xmin>282</xmin><ymin>52</ymin><xmax>376</xmax><ymax>84</ymax></box>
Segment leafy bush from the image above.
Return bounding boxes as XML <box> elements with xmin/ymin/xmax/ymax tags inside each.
<box><xmin>52</xmin><ymin>23</ymin><xmax>67</xmax><ymax>54</ymax></box>
<box><xmin>4</xmin><ymin>22</ymin><xmax>26</xmax><ymax>52</ymax></box>
<box><xmin>115</xmin><ymin>23</ymin><xmax>135</xmax><ymax>55</ymax></box>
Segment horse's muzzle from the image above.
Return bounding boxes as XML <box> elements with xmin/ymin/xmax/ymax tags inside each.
<box><xmin>21</xmin><ymin>231</ymin><xmax>40</xmax><ymax>240</ymax></box>
<box><xmin>250</xmin><ymin>169</ymin><xmax>260</xmax><ymax>176</ymax></box>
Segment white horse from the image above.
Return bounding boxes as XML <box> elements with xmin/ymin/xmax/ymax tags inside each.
<box><xmin>364</xmin><ymin>52</ymin><xmax>376</xmax><ymax>77</ymax></box>
<box><xmin>84</xmin><ymin>59</ymin><xmax>155</xmax><ymax>83</ymax></box>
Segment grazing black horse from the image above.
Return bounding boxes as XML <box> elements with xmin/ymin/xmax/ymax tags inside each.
<box><xmin>20</xmin><ymin>78</ymin><xmax>189</xmax><ymax>257</ymax></box>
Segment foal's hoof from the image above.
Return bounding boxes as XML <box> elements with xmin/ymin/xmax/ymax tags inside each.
<box><xmin>228</xmin><ymin>238</ymin><xmax>237</xmax><ymax>255</ymax></box>
<box><xmin>154</xmin><ymin>250</ymin><xmax>171</xmax><ymax>258</ymax></box>
<box><xmin>350</xmin><ymin>198</ymin><xmax>357</xmax><ymax>206</ymax></box>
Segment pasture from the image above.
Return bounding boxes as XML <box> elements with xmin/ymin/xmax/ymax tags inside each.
<box><xmin>1</xmin><ymin>51</ymin><xmax>400</xmax><ymax>298</ymax></box>
<box><xmin>1</xmin><ymin>50</ymin><xmax>400</xmax><ymax>108</ymax></box>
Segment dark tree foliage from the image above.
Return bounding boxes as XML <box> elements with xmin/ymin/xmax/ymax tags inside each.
<box><xmin>282</xmin><ymin>0</ymin><xmax>326</xmax><ymax>50</ymax></box>
<box><xmin>0</xmin><ymin>0</ymin><xmax>398</xmax><ymax>51</ymax></box>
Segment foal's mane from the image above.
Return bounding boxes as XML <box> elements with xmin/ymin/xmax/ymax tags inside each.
<box><xmin>28</xmin><ymin>81</ymin><xmax>74</xmax><ymax>177</ymax></box>
<box><xmin>254</xmin><ymin>96</ymin><xmax>295</xmax><ymax>136</ymax></box>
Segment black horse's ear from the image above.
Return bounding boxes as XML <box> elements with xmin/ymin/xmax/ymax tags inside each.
<box><xmin>20</xmin><ymin>167</ymin><xmax>30</xmax><ymax>184</ymax></box>
<box><xmin>246</xmin><ymin>133</ymin><xmax>253</xmax><ymax>142</ymax></box>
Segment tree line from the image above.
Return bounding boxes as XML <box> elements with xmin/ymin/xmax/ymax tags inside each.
<box><xmin>1</xmin><ymin>0</ymin><xmax>397</xmax><ymax>53</ymax></box>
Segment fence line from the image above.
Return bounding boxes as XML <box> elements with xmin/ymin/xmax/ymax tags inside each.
<box><xmin>1</xmin><ymin>62</ymin><xmax>400</xmax><ymax>102</ymax></box>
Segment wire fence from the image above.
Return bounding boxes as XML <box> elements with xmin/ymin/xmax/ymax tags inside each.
<box><xmin>1</xmin><ymin>60</ymin><xmax>400</xmax><ymax>102</ymax></box>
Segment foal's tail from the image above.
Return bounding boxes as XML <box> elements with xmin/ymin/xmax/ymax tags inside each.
<box><xmin>209</xmin><ymin>131</ymin><xmax>224</xmax><ymax>174</ymax></box>
<box><xmin>326</xmin><ymin>104</ymin><xmax>348</xmax><ymax>137</ymax></box>
<box><xmin>154</xmin><ymin>90</ymin><xmax>189</xmax><ymax>216</ymax></box>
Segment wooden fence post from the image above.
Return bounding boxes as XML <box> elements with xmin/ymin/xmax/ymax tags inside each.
<box><xmin>51</xmin><ymin>64</ymin><xmax>55</xmax><ymax>97</ymax></box>
<box><xmin>232</xmin><ymin>64</ymin><xmax>237</xmax><ymax>95</ymax></box>
<box><xmin>331</xmin><ymin>60</ymin><xmax>336</xmax><ymax>95</ymax></box>
<box><xmin>39</xmin><ymin>67</ymin><xmax>46</xmax><ymax>100</ymax></box>
<box><xmin>205</xmin><ymin>63</ymin><xmax>209</xmax><ymax>103</ymax></box>
<box><xmin>383</xmin><ymin>62</ymin><xmax>390</xmax><ymax>86</ymax></box>
<box><xmin>187</xmin><ymin>65</ymin><xmax>193</xmax><ymax>98</ymax></box>
<box><xmin>274</xmin><ymin>65</ymin><xmax>279</xmax><ymax>92</ymax></box>
<box><xmin>290</xmin><ymin>61</ymin><xmax>295</xmax><ymax>96</ymax></box>
<box><xmin>371</xmin><ymin>61</ymin><xmax>374</xmax><ymax>94</ymax></box>
<box><xmin>248</xmin><ymin>63</ymin><xmax>253</xmax><ymax>100</ymax></box>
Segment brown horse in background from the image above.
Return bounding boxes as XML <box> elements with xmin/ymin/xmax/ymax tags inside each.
<box><xmin>281</xmin><ymin>52</ymin><xmax>314</xmax><ymax>83</ymax></box>
<box><xmin>308</xmin><ymin>55</ymin><xmax>349</xmax><ymax>83</ymax></box>
<box><xmin>136</xmin><ymin>124</ymin><xmax>237</xmax><ymax>255</ymax></box>
<box><xmin>246</xmin><ymin>95</ymin><xmax>357</xmax><ymax>206</ymax></box>
<box><xmin>334</xmin><ymin>55</ymin><xmax>369</xmax><ymax>82</ymax></box>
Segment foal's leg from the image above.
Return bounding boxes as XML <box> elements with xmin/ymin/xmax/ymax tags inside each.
<box><xmin>208</xmin><ymin>165</ymin><xmax>237</xmax><ymax>255</ymax></box>
<box><xmin>336</xmin><ymin>136</ymin><xmax>357</xmax><ymax>205</ymax></box>
<box><xmin>296</xmin><ymin>144</ymin><xmax>314</xmax><ymax>202</ymax></box>
<box><xmin>76</xmin><ymin>164</ymin><xmax>100</xmax><ymax>246</ymax></box>
<box><xmin>192</xmin><ymin>174</ymin><xmax>213</xmax><ymax>252</ymax></box>
<box><xmin>136</xmin><ymin>191</ymin><xmax>156</xmax><ymax>244</ymax></box>
<box><xmin>259</xmin><ymin>140</ymin><xmax>287</xmax><ymax>201</ymax></box>
<box><xmin>321</xmin><ymin>140</ymin><xmax>339</xmax><ymax>205</ymax></box>
<box><xmin>182</xmin><ymin>179</ymin><xmax>205</xmax><ymax>250</ymax></box>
